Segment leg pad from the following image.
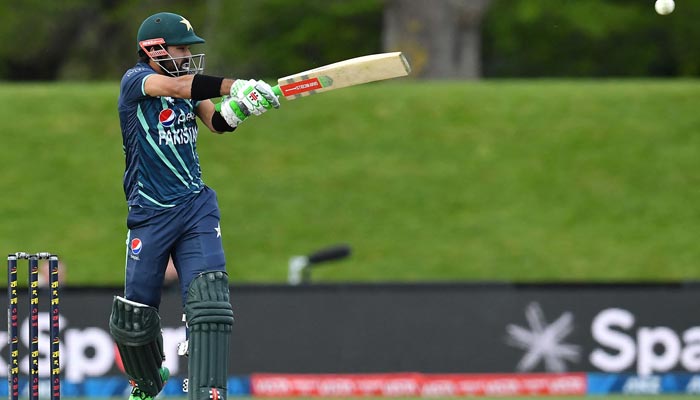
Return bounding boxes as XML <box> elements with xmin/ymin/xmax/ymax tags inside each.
<box><xmin>185</xmin><ymin>271</ymin><xmax>234</xmax><ymax>400</ymax></box>
<box><xmin>109</xmin><ymin>296</ymin><xmax>166</xmax><ymax>396</ymax></box>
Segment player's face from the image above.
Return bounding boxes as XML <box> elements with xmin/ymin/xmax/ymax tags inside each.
<box><xmin>167</xmin><ymin>45</ymin><xmax>192</xmax><ymax>71</ymax></box>
<box><xmin>149</xmin><ymin>44</ymin><xmax>203</xmax><ymax>77</ymax></box>
<box><xmin>152</xmin><ymin>45</ymin><xmax>193</xmax><ymax>77</ymax></box>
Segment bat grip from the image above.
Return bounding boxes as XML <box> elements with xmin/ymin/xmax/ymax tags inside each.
<box><xmin>272</xmin><ymin>84</ymin><xmax>282</xmax><ymax>97</ymax></box>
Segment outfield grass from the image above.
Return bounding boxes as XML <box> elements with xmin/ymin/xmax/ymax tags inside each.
<box><xmin>1</xmin><ymin>80</ymin><xmax>699</xmax><ymax>285</ymax></box>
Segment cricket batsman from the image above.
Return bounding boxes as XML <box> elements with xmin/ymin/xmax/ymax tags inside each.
<box><xmin>108</xmin><ymin>11</ymin><xmax>279</xmax><ymax>400</ymax></box>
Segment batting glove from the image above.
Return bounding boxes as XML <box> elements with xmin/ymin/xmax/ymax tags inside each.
<box><xmin>215</xmin><ymin>96</ymin><xmax>249</xmax><ymax>128</ymax></box>
<box><xmin>230</xmin><ymin>79</ymin><xmax>280</xmax><ymax>116</ymax></box>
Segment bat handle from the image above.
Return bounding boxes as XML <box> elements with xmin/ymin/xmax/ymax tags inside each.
<box><xmin>272</xmin><ymin>84</ymin><xmax>282</xmax><ymax>97</ymax></box>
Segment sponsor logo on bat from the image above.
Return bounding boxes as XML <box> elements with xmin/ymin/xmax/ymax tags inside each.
<box><xmin>280</xmin><ymin>77</ymin><xmax>327</xmax><ymax>96</ymax></box>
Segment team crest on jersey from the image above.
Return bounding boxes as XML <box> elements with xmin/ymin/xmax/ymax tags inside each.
<box><xmin>130</xmin><ymin>238</ymin><xmax>143</xmax><ymax>255</ymax></box>
<box><xmin>159</xmin><ymin>108</ymin><xmax>176</xmax><ymax>127</ymax></box>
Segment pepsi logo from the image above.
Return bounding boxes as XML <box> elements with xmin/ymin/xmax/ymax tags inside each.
<box><xmin>159</xmin><ymin>109</ymin><xmax>176</xmax><ymax>127</ymax></box>
<box><xmin>130</xmin><ymin>238</ymin><xmax>143</xmax><ymax>255</ymax></box>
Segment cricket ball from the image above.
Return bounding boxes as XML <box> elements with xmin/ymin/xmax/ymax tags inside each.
<box><xmin>655</xmin><ymin>0</ymin><xmax>675</xmax><ymax>15</ymax></box>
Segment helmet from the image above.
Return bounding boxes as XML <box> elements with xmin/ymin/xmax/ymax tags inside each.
<box><xmin>136</xmin><ymin>12</ymin><xmax>206</xmax><ymax>76</ymax></box>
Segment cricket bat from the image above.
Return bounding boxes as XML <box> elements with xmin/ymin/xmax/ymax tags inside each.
<box><xmin>271</xmin><ymin>52</ymin><xmax>411</xmax><ymax>100</ymax></box>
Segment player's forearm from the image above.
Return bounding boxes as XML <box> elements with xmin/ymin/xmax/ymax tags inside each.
<box><xmin>197</xmin><ymin>101</ymin><xmax>222</xmax><ymax>133</ymax></box>
<box><xmin>145</xmin><ymin>75</ymin><xmax>236</xmax><ymax>100</ymax></box>
<box><xmin>220</xmin><ymin>78</ymin><xmax>235</xmax><ymax>96</ymax></box>
<box><xmin>191</xmin><ymin>76</ymin><xmax>244</xmax><ymax>101</ymax></box>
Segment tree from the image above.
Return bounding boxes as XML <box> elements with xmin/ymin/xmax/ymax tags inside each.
<box><xmin>383</xmin><ymin>0</ymin><xmax>492</xmax><ymax>79</ymax></box>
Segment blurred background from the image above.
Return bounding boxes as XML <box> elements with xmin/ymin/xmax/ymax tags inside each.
<box><xmin>1</xmin><ymin>0</ymin><xmax>699</xmax><ymax>398</ymax></box>
<box><xmin>2</xmin><ymin>0</ymin><xmax>699</xmax><ymax>285</ymax></box>
<box><xmin>3</xmin><ymin>0</ymin><xmax>700</xmax><ymax>81</ymax></box>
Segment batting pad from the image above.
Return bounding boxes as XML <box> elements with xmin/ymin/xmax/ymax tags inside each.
<box><xmin>109</xmin><ymin>296</ymin><xmax>166</xmax><ymax>396</ymax></box>
<box><xmin>185</xmin><ymin>271</ymin><xmax>234</xmax><ymax>400</ymax></box>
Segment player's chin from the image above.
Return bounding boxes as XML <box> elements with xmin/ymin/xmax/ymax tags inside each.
<box><xmin>179</xmin><ymin>62</ymin><xmax>191</xmax><ymax>74</ymax></box>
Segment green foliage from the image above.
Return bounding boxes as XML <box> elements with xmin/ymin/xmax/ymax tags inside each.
<box><xmin>203</xmin><ymin>0</ymin><xmax>383</xmax><ymax>77</ymax></box>
<box><xmin>1</xmin><ymin>80</ymin><xmax>699</xmax><ymax>285</ymax></box>
<box><xmin>0</xmin><ymin>0</ymin><xmax>383</xmax><ymax>80</ymax></box>
<box><xmin>1</xmin><ymin>0</ymin><xmax>699</xmax><ymax>80</ymax></box>
<box><xmin>0</xmin><ymin>1</ymin><xmax>99</xmax><ymax>79</ymax></box>
<box><xmin>483</xmin><ymin>0</ymin><xmax>700</xmax><ymax>77</ymax></box>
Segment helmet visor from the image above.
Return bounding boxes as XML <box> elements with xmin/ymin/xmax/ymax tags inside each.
<box><xmin>139</xmin><ymin>38</ymin><xmax>206</xmax><ymax>76</ymax></box>
<box><xmin>154</xmin><ymin>53</ymin><xmax>205</xmax><ymax>77</ymax></box>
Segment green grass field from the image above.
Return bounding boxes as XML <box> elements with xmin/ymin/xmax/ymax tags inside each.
<box><xmin>1</xmin><ymin>79</ymin><xmax>699</xmax><ymax>286</ymax></box>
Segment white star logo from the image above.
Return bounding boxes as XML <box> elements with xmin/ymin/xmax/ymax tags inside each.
<box><xmin>180</xmin><ymin>17</ymin><xmax>193</xmax><ymax>31</ymax></box>
<box><xmin>214</xmin><ymin>223</ymin><xmax>221</xmax><ymax>238</ymax></box>
<box><xmin>505</xmin><ymin>302</ymin><xmax>581</xmax><ymax>372</ymax></box>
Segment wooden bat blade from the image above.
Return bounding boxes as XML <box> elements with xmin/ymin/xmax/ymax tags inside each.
<box><xmin>272</xmin><ymin>52</ymin><xmax>411</xmax><ymax>100</ymax></box>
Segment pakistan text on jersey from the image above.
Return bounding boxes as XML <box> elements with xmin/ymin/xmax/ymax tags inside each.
<box><xmin>159</xmin><ymin>125</ymin><xmax>198</xmax><ymax>146</ymax></box>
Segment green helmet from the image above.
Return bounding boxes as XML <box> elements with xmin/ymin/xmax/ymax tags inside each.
<box><xmin>137</xmin><ymin>12</ymin><xmax>205</xmax><ymax>52</ymax></box>
<box><xmin>136</xmin><ymin>12</ymin><xmax>206</xmax><ymax>76</ymax></box>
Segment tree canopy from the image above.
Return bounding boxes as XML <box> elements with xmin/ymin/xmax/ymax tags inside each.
<box><xmin>0</xmin><ymin>0</ymin><xmax>697</xmax><ymax>80</ymax></box>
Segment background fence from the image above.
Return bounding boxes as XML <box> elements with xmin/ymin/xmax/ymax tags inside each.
<box><xmin>1</xmin><ymin>283</ymin><xmax>698</xmax><ymax>396</ymax></box>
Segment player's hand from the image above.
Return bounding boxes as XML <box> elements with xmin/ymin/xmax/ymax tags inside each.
<box><xmin>215</xmin><ymin>96</ymin><xmax>249</xmax><ymax>128</ymax></box>
<box><xmin>253</xmin><ymin>80</ymin><xmax>281</xmax><ymax>109</ymax></box>
<box><xmin>230</xmin><ymin>79</ymin><xmax>280</xmax><ymax>116</ymax></box>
